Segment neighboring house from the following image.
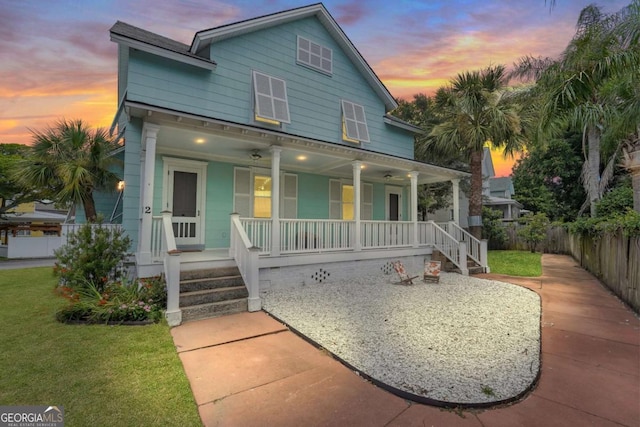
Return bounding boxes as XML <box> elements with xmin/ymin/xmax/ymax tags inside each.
<box><xmin>432</xmin><ymin>148</ymin><xmax>522</xmax><ymax>225</ymax></box>
<box><xmin>0</xmin><ymin>202</ymin><xmax>68</xmax><ymax>258</ymax></box>
<box><xmin>486</xmin><ymin>177</ymin><xmax>523</xmax><ymax>221</ymax></box>
<box><xmin>104</xmin><ymin>4</ymin><xmax>485</xmax><ymax>325</ymax></box>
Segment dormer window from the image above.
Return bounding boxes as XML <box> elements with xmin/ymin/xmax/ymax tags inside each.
<box><xmin>297</xmin><ymin>36</ymin><xmax>332</xmax><ymax>75</ymax></box>
<box><xmin>252</xmin><ymin>71</ymin><xmax>290</xmax><ymax>124</ymax></box>
<box><xmin>341</xmin><ymin>100</ymin><xmax>369</xmax><ymax>143</ymax></box>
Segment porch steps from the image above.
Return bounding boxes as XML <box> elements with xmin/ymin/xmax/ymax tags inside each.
<box><xmin>431</xmin><ymin>250</ymin><xmax>485</xmax><ymax>275</ymax></box>
<box><xmin>179</xmin><ymin>266</ymin><xmax>249</xmax><ymax>323</ymax></box>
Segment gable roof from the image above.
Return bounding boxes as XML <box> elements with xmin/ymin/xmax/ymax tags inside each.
<box><xmin>489</xmin><ymin>177</ymin><xmax>515</xmax><ymax>194</ymax></box>
<box><xmin>110</xmin><ymin>21</ymin><xmax>217</xmax><ymax>70</ymax></box>
<box><xmin>191</xmin><ymin>3</ymin><xmax>398</xmax><ymax>111</ymax></box>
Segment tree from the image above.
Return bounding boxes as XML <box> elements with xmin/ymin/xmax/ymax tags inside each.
<box><xmin>511</xmin><ymin>2</ymin><xmax>640</xmax><ymax>217</ymax></box>
<box><xmin>518</xmin><ymin>212</ymin><xmax>550</xmax><ymax>253</ymax></box>
<box><xmin>512</xmin><ymin>132</ymin><xmax>586</xmax><ymax>221</ymax></box>
<box><xmin>426</xmin><ymin>65</ymin><xmax>524</xmax><ymax>238</ymax></box>
<box><xmin>17</xmin><ymin>120</ymin><xmax>122</xmax><ymax>222</ymax></box>
<box><xmin>0</xmin><ymin>144</ymin><xmax>43</xmax><ymax>218</ymax></box>
<box><xmin>482</xmin><ymin>206</ymin><xmax>507</xmax><ymax>248</ymax></box>
<box><xmin>394</xmin><ymin>94</ymin><xmax>468</xmax><ymax>219</ymax></box>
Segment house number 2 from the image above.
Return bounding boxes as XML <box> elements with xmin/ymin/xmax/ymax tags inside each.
<box><xmin>144</xmin><ymin>206</ymin><xmax>151</xmax><ymax>214</ymax></box>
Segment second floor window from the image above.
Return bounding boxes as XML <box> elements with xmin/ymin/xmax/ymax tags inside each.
<box><xmin>297</xmin><ymin>36</ymin><xmax>332</xmax><ymax>75</ymax></box>
<box><xmin>341</xmin><ymin>100</ymin><xmax>369</xmax><ymax>143</ymax></box>
<box><xmin>253</xmin><ymin>71</ymin><xmax>290</xmax><ymax>124</ymax></box>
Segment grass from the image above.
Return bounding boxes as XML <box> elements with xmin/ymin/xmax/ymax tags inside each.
<box><xmin>0</xmin><ymin>267</ymin><xmax>201</xmax><ymax>427</ymax></box>
<box><xmin>488</xmin><ymin>250</ymin><xmax>543</xmax><ymax>277</ymax></box>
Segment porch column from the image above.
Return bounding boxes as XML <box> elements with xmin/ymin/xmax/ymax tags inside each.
<box><xmin>139</xmin><ymin>123</ymin><xmax>160</xmax><ymax>264</ymax></box>
<box><xmin>409</xmin><ymin>171</ymin><xmax>419</xmax><ymax>248</ymax></box>
<box><xmin>352</xmin><ymin>161</ymin><xmax>362</xmax><ymax>251</ymax></box>
<box><xmin>451</xmin><ymin>178</ymin><xmax>460</xmax><ymax>225</ymax></box>
<box><xmin>270</xmin><ymin>146</ymin><xmax>281</xmax><ymax>256</ymax></box>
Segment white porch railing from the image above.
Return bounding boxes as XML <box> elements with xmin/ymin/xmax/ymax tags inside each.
<box><xmin>230</xmin><ymin>214</ymin><xmax>261</xmax><ymax>312</ymax></box>
<box><xmin>427</xmin><ymin>221</ymin><xmax>468</xmax><ymax>275</ymax></box>
<box><xmin>280</xmin><ymin>219</ymin><xmax>354</xmax><ymax>253</ymax></box>
<box><xmin>437</xmin><ymin>221</ymin><xmax>488</xmax><ymax>272</ymax></box>
<box><xmin>361</xmin><ymin>221</ymin><xmax>413</xmax><ymax>248</ymax></box>
<box><xmin>240</xmin><ymin>218</ymin><xmax>271</xmax><ymax>255</ymax></box>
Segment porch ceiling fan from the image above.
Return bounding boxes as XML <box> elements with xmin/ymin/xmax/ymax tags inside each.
<box><xmin>249</xmin><ymin>149</ymin><xmax>263</xmax><ymax>162</ymax></box>
<box><xmin>383</xmin><ymin>171</ymin><xmax>405</xmax><ymax>182</ymax></box>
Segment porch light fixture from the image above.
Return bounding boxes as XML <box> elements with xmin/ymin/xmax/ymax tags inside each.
<box><xmin>117</xmin><ymin>181</ymin><xmax>125</xmax><ymax>191</ymax></box>
<box><xmin>296</xmin><ymin>155</ymin><xmax>307</xmax><ymax>161</ymax></box>
<box><xmin>250</xmin><ymin>150</ymin><xmax>262</xmax><ymax>161</ymax></box>
<box><xmin>384</xmin><ymin>173</ymin><xmax>392</xmax><ymax>181</ymax></box>
<box><xmin>194</xmin><ymin>138</ymin><xmax>206</xmax><ymax>144</ymax></box>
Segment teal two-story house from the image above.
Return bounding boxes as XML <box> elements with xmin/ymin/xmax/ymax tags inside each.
<box><xmin>106</xmin><ymin>3</ymin><xmax>482</xmax><ymax>325</ymax></box>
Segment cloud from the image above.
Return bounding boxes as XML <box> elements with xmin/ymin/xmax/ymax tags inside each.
<box><xmin>334</xmin><ymin>1</ymin><xmax>369</xmax><ymax>25</ymax></box>
<box><xmin>113</xmin><ymin>0</ymin><xmax>243</xmax><ymax>43</ymax></box>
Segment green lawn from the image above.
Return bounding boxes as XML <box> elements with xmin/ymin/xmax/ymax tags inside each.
<box><xmin>0</xmin><ymin>267</ymin><xmax>201</xmax><ymax>427</ymax></box>
<box><xmin>488</xmin><ymin>250</ymin><xmax>543</xmax><ymax>277</ymax></box>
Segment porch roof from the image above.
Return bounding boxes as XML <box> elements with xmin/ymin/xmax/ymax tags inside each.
<box><xmin>127</xmin><ymin>101</ymin><xmax>468</xmax><ymax>185</ymax></box>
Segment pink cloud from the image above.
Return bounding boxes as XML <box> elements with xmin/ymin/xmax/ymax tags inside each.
<box><xmin>334</xmin><ymin>1</ymin><xmax>369</xmax><ymax>25</ymax></box>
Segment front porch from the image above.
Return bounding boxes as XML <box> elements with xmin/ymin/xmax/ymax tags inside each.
<box><xmin>148</xmin><ymin>211</ymin><xmax>488</xmax><ymax>326</ymax></box>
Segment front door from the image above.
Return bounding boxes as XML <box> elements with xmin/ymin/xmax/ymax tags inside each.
<box><xmin>386</xmin><ymin>186</ymin><xmax>402</xmax><ymax>221</ymax></box>
<box><xmin>164</xmin><ymin>158</ymin><xmax>207</xmax><ymax>248</ymax></box>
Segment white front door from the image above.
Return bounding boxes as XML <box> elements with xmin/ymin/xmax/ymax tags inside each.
<box><xmin>164</xmin><ymin>158</ymin><xmax>207</xmax><ymax>248</ymax></box>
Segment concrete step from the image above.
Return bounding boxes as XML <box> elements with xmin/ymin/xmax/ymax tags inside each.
<box><xmin>181</xmin><ymin>298</ymin><xmax>249</xmax><ymax>323</ymax></box>
<box><xmin>180</xmin><ymin>266</ymin><xmax>241</xmax><ymax>281</ymax></box>
<box><xmin>180</xmin><ymin>274</ymin><xmax>244</xmax><ymax>293</ymax></box>
<box><xmin>180</xmin><ymin>286</ymin><xmax>249</xmax><ymax>307</ymax></box>
<box><xmin>468</xmin><ymin>266</ymin><xmax>486</xmax><ymax>275</ymax></box>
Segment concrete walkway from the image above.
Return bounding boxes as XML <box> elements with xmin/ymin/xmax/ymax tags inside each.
<box><xmin>171</xmin><ymin>254</ymin><xmax>640</xmax><ymax>427</ymax></box>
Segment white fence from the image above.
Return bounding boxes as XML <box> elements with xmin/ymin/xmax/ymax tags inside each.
<box><xmin>1</xmin><ymin>224</ymin><xmax>122</xmax><ymax>259</ymax></box>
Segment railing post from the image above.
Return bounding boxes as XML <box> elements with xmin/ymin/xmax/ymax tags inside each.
<box><xmin>229</xmin><ymin>213</ymin><xmax>238</xmax><ymax>258</ymax></box>
<box><xmin>459</xmin><ymin>241</ymin><xmax>469</xmax><ymax>276</ymax></box>
<box><xmin>161</xmin><ymin>210</ymin><xmax>182</xmax><ymax>326</ymax></box>
<box><xmin>481</xmin><ymin>239</ymin><xmax>490</xmax><ymax>273</ymax></box>
<box><xmin>164</xmin><ymin>251</ymin><xmax>182</xmax><ymax>326</ymax></box>
<box><xmin>247</xmin><ymin>246</ymin><xmax>261</xmax><ymax>312</ymax></box>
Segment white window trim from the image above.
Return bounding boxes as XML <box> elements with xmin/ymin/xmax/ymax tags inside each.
<box><xmin>341</xmin><ymin>100</ymin><xmax>370</xmax><ymax>143</ymax></box>
<box><xmin>330</xmin><ymin>179</ymin><xmax>373</xmax><ymax>220</ymax></box>
<box><xmin>252</xmin><ymin>71</ymin><xmax>291</xmax><ymax>124</ymax></box>
<box><xmin>297</xmin><ymin>35</ymin><xmax>333</xmax><ymax>75</ymax></box>
<box><xmin>234</xmin><ymin>167</ymin><xmax>298</xmax><ymax>219</ymax></box>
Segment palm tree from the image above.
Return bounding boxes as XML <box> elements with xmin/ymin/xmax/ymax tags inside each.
<box><xmin>512</xmin><ymin>2</ymin><xmax>640</xmax><ymax>216</ymax></box>
<box><xmin>19</xmin><ymin>119</ymin><xmax>122</xmax><ymax>222</ymax></box>
<box><xmin>427</xmin><ymin>65</ymin><xmax>524</xmax><ymax>238</ymax></box>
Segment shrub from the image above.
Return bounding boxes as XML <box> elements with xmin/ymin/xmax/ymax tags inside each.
<box><xmin>53</xmin><ymin>218</ymin><xmax>131</xmax><ymax>293</ymax></box>
<box><xmin>569</xmin><ymin>208</ymin><xmax>640</xmax><ymax>237</ymax></box>
<box><xmin>482</xmin><ymin>206</ymin><xmax>507</xmax><ymax>247</ymax></box>
<box><xmin>55</xmin><ymin>276</ymin><xmax>167</xmax><ymax>324</ymax></box>
<box><xmin>518</xmin><ymin>212</ymin><xmax>550</xmax><ymax>253</ymax></box>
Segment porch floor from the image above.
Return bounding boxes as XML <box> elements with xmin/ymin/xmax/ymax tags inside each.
<box><xmin>170</xmin><ymin>254</ymin><xmax>640</xmax><ymax>426</ymax></box>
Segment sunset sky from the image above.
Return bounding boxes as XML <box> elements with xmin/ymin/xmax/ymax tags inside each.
<box><xmin>0</xmin><ymin>0</ymin><xmax>629</xmax><ymax>176</ymax></box>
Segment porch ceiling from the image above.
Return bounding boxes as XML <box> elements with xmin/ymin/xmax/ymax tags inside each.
<box><xmin>127</xmin><ymin>102</ymin><xmax>467</xmax><ymax>185</ymax></box>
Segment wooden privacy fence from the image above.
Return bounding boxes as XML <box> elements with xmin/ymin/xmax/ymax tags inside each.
<box><xmin>494</xmin><ymin>223</ymin><xmax>639</xmax><ymax>313</ymax></box>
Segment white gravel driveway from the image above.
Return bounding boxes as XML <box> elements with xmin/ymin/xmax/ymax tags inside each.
<box><xmin>262</xmin><ymin>272</ymin><xmax>540</xmax><ymax>405</ymax></box>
